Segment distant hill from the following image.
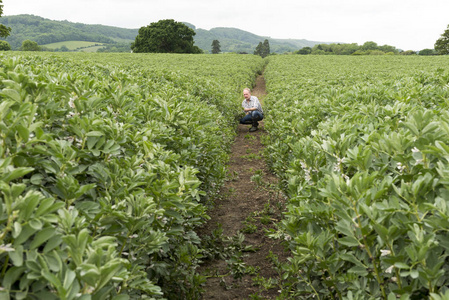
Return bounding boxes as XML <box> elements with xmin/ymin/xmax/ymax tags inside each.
<box><xmin>191</xmin><ymin>26</ymin><xmax>323</xmax><ymax>53</ymax></box>
<box><xmin>0</xmin><ymin>15</ymin><xmax>325</xmax><ymax>53</ymax></box>
<box><xmin>0</xmin><ymin>15</ymin><xmax>138</xmax><ymax>50</ymax></box>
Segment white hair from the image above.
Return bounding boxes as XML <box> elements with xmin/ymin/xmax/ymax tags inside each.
<box><xmin>243</xmin><ymin>88</ymin><xmax>251</xmax><ymax>93</ymax></box>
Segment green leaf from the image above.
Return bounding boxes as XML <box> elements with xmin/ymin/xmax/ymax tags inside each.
<box><xmin>12</xmin><ymin>222</ymin><xmax>22</xmax><ymax>238</ymax></box>
<box><xmin>9</xmin><ymin>245</ymin><xmax>24</xmax><ymax>267</ymax></box>
<box><xmin>388</xmin><ymin>293</ymin><xmax>397</xmax><ymax>300</ymax></box>
<box><xmin>2</xmin><ymin>266</ymin><xmax>26</xmax><ymax>289</ymax></box>
<box><xmin>41</xmin><ymin>270</ymin><xmax>62</xmax><ymax>290</ymax></box>
<box><xmin>340</xmin><ymin>252</ymin><xmax>365</xmax><ymax>267</ymax></box>
<box><xmin>63</xmin><ymin>269</ymin><xmax>77</xmax><ymax>292</ymax></box>
<box><xmin>30</xmin><ymin>174</ymin><xmax>44</xmax><ymax>185</ymax></box>
<box><xmin>0</xmin><ymin>88</ymin><xmax>21</xmax><ymax>102</ymax></box>
<box><xmin>0</xmin><ymin>100</ymin><xmax>14</xmax><ymax>120</ymax></box>
<box><xmin>394</xmin><ymin>262</ymin><xmax>410</xmax><ymax>269</ymax></box>
<box><xmin>410</xmin><ymin>269</ymin><xmax>419</xmax><ymax>278</ymax></box>
<box><xmin>112</xmin><ymin>295</ymin><xmax>130</xmax><ymax>300</ymax></box>
<box><xmin>338</xmin><ymin>236</ymin><xmax>360</xmax><ymax>247</ymax></box>
<box><xmin>348</xmin><ymin>265</ymin><xmax>368</xmax><ymax>276</ymax></box>
<box><xmin>43</xmin><ymin>235</ymin><xmax>63</xmax><ymax>253</ymax></box>
<box><xmin>86</xmin><ymin>131</ymin><xmax>104</xmax><ymax>137</ymax></box>
<box><xmin>35</xmin><ymin>198</ymin><xmax>64</xmax><ymax>217</ymax></box>
<box><xmin>79</xmin><ymin>264</ymin><xmax>100</xmax><ymax>286</ymax></box>
<box><xmin>16</xmin><ymin>123</ymin><xmax>30</xmax><ymax>142</ymax></box>
<box><xmin>1</xmin><ymin>167</ymin><xmax>34</xmax><ymax>183</ymax></box>
<box><xmin>30</xmin><ymin>227</ymin><xmax>56</xmax><ymax>249</ymax></box>
<box><xmin>14</xmin><ymin>224</ymin><xmax>38</xmax><ymax>245</ymax></box>
<box><xmin>29</xmin><ymin>219</ymin><xmax>43</xmax><ymax>231</ymax></box>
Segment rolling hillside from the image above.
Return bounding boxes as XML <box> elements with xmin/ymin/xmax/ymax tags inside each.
<box><xmin>193</xmin><ymin>26</ymin><xmax>323</xmax><ymax>53</ymax></box>
<box><xmin>0</xmin><ymin>14</ymin><xmax>325</xmax><ymax>53</ymax></box>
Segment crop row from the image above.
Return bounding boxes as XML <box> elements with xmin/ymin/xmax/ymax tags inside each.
<box><xmin>263</xmin><ymin>55</ymin><xmax>449</xmax><ymax>299</ymax></box>
<box><xmin>0</xmin><ymin>53</ymin><xmax>264</xmax><ymax>299</ymax></box>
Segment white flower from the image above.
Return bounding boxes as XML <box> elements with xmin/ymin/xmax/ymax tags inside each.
<box><xmin>385</xmin><ymin>265</ymin><xmax>394</xmax><ymax>273</ymax></box>
<box><xmin>380</xmin><ymin>249</ymin><xmax>391</xmax><ymax>257</ymax></box>
<box><xmin>0</xmin><ymin>244</ymin><xmax>15</xmax><ymax>252</ymax></box>
<box><xmin>68</xmin><ymin>97</ymin><xmax>76</xmax><ymax>108</ymax></box>
<box><xmin>411</xmin><ymin>147</ymin><xmax>420</xmax><ymax>153</ymax></box>
<box><xmin>396</xmin><ymin>162</ymin><xmax>406</xmax><ymax>172</ymax></box>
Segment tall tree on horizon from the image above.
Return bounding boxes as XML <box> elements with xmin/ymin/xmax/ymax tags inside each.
<box><xmin>262</xmin><ymin>39</ymin><xmax>270</xmax><ymax>57</ymax></box>
<box><xmin>211</xmin><ymin>39</ymin><xmax>220</xmax><ymax>54</ymax></box>
<box><xmin>435</xmin><ymin>24</ymin><xmax>449</xmax><ymax>55</ymax></box>
<box><xmin>254</xmin><ymin>39</ymin><xmax>270</xmax><ymax>58</ymax></box>
<box><xmin>0</xmin><ymin>0</ymin><xmax>12</xmax><ymax>38</ymax></box>
<box><xmin>131</xmin><ymin>19</ymin><xmax>202</xmax><ymax>53</ymax></box>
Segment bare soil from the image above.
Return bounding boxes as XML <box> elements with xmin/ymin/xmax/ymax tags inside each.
<box><xmin>197</xmin><ymin>76</ymin><xmax>289</xmax><ymax>299</ymax></box>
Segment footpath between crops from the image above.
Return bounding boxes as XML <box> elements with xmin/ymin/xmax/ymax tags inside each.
<box><xmin>197</xmin><ymin>75</ymin><xmax>289</xmax><ymax>299</ymax></box>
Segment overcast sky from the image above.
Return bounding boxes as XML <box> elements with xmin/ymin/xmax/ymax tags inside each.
<box><xmin>3</xmin><ymin>0</ymin><xmax>448</xmax><ymax>50</ymax></box>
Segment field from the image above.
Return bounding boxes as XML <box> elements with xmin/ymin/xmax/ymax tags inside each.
<box><xmin>41</xmin><ymin>41</ymin><xmax>105</xmax><ymax>51</ymax></box>
<box><xmin>264</xmin><ymin>55</ymin><xmax>449</xmax><ymax>299</ymax></box>
<box><xmin>2</xmin><ymin>53</ymin><xmax>449</xmax><ymax>299</ymax></box>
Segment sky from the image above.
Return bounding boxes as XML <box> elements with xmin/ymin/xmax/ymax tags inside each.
<box><xmin>3</xmin><ymin>0</ymin><xmax>449</xmax><ymax>51</ymax></box>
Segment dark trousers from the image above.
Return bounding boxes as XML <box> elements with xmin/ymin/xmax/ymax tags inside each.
<box><xmin>240</xmin><ymin>111</ymin><xmax>263</xmax><ymax>127</ymax></box>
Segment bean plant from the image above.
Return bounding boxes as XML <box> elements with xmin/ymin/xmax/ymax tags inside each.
<box><xmin>0</xmin><ymin>53</ymin><xmax>264</xmax><ymax>299</ymax></box>
<box><xmin>263</xmin><ymin>56</ymin><xmax>449</xmax><ymax>299</ymax></box>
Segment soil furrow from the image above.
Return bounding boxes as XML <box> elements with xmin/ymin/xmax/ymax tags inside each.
<box><xmin>198</xmin><ymin>75</ymin><xmax>288</xmax><ymax>300</ymax></box>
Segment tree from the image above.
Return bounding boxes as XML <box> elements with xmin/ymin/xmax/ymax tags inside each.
<box><xmin>435</xmin><ymin>24</ymin><xmax>449</xmax><ymax>55</ymax></box>
<box><xmin>362</xmin><ymin>41</ymin><xmax>378</xmax><ymax>51</ymax></box>
<box><xmin>297</xmin><ymin>47</ymin><xmax>312</xmax><ymax>55</ymax></box>
<box><xmin>419</xmin><ymin>48</ymin><xmax>437</xmax><ymax>56</ymax></box>
<box><xmin>59</xmin><ymin>45</ymin><xmax>69</xmax><ymax>52</ymax></box>
<box><xmin>211</xmin><ymin>39</ymin><xmax>221</xmax><ymax>54</ymax></box>
<box><xmin>21</xmin><ymin>39</ymin><xmax>40</xmax><ymax>51</ymax></box>
<box><xmin>254</xmin><ymin>42</ymin><xmax>263</xmax><ymax>56</ymax></box>
<box><xmin>131</xmin><ymin>19</ymin><xmax>202</xmax><ymax>53</ymax></box>
<box><xmin>254</xmin><ymin>39</ymin><xmax>270</xmax><ymax>58</ymax></box>
<box><xmin>0</xmin><ymin>40</ymin><xmax>10</xmax><ymax>50</ymax></box>
<box><xmin>399</xmin><ymin>50</ymin><xmax>417</xmax><ymax>55</ymax></box>
<box><xmin>0</xmin><ymin>0</ymin><xmax>11</xmax><ymax>38</ymax></box>
<box><xmin>262</xmin><ymin>39</ymin><xmax>270</xmax><ymax>57</ymax></box>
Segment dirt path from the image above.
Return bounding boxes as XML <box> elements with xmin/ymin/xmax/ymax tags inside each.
<box><xmin>198</xmin><ymin>75</ymin><xmax>288</xmax><ymax>299</ymax></box>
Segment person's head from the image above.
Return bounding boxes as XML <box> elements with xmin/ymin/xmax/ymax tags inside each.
<box><xmin>243</xmin><ymin>88</ymin><xmax>251</xmax><ymax>100</ymax></box>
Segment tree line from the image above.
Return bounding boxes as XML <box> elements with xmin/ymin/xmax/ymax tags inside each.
<box><xmin>294</xmin><ymin>41</ymin><xmax>438</xmax><ymax>56</ymax></box>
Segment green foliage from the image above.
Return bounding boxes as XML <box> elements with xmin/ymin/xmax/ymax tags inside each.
<box><xmin>254</xmin><ymin>39</ymin><xmax>270</xmax><ymax>58</ymax></box>
<box><xmin>263</xmin><ymin>55</ymin><xmax>449</xmax><ymax>298</ymax></box>
<box><xmin>0</xmin><ymin>52</ymin><xmax>264</xmax><ymax>299</ymax></box>
<box><xmin>21</xmin><ymin>39</ymin><xmax>40</xmax><ymax>51</ymax></box>
<box><xmin>0</xmin><ymin>0</ymin><xmax>11</xmax><ymax>38</ymax></box>
<box><xmin>0</xmin><ymin>40</ymin><xmax>10</xmax><ymax>51</ymax></box>
<box><xmin>419</xmin><ymin>48</ymin><xmax>437</xmax><ymax>56</ymax></box>
<box><xmin>435</xmin><ymin>24</ymin><xmax>449</xmax><ymax>55</ymax></box>
<box><xmin>194</xmin><ymin>27</ymin><xmax>322</xmax><ymax>54</ymax></box>
<box><xmin>301</xmin><ymin>42</ymin><xmax>399</xmax><ymax>55</ymax></box>
<box><xmin>297</xmin><ymin>46</ymin><xmax>312</xmax><ymax>55</ymax></box>
<box><xmin>211</xmin><ymin>39</ymin><xmax>221</xmax><ymax>54</ymax></box>
<box><xmin>0</xmin><ymin>14</ymin><xmax>137</xmax><ymax>50</ymax></box>
<box><xmin>131</xmin><ymin>19</ymin><xmax>202</xmax><ymax>54</ymax></box>
<box><xmin>400</xmin><ymin>50</ymin><xmax>417</xmax><ymax>55</ymax></box>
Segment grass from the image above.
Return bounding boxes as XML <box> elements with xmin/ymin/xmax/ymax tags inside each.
<box><xmin>41</xmin><ymin>41</ymin><xmax>104</xmax><ymax>51</ymax></box>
